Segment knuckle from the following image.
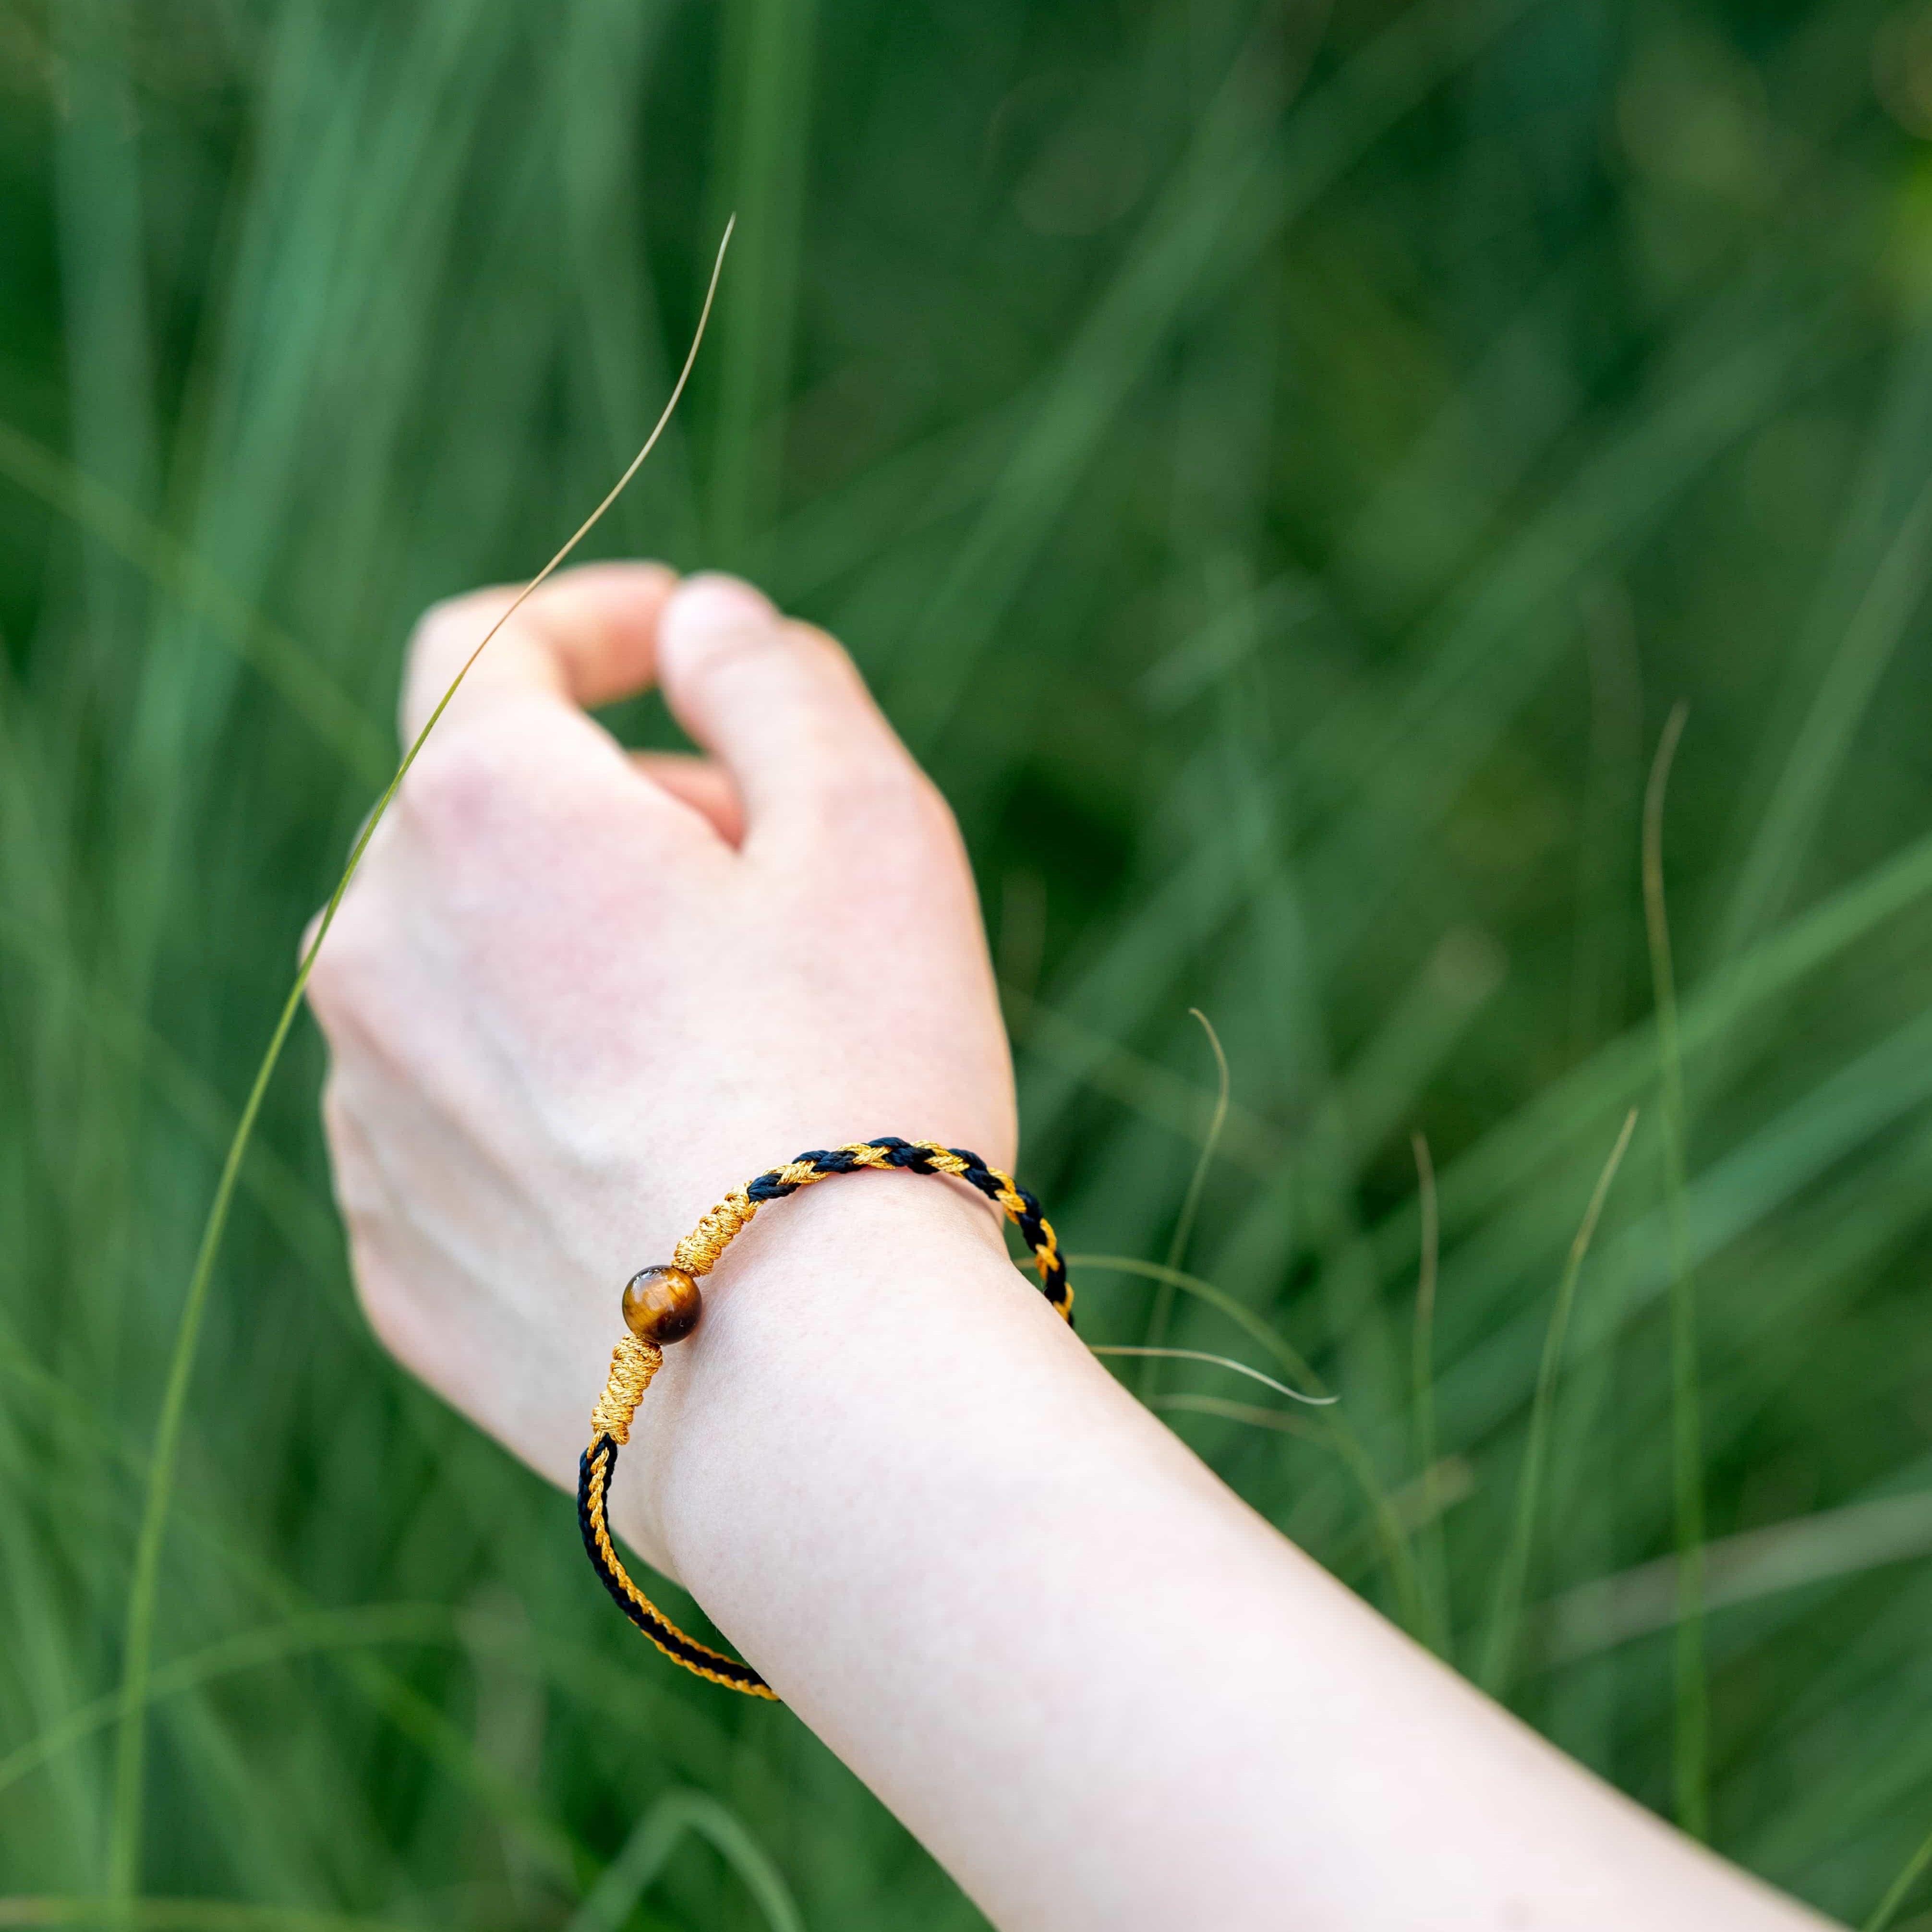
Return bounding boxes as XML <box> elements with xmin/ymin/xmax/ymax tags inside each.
<box><xmin>907</xmin><ymin>766</ymin><xmax>963</xmax><ymax>841</ymax></box>
<box><xmin>320</xmin><ymin>1147</ymin><xmax>414</xmax><ymax>1361</ymax></box>
<box><xmin>788</xmin><ymin>623</ymin><xmax>880</xmax><ymax>712</ymax></box>
<box><xmin>303</xmin><ymin>898</ymin><xmax>387</xmax><ymax>1031</ymax></box>
<box><xmin>318</xmin><ymin>1078</ymin><xmax>354</xmax><ymax>1152</ymax></box>
<box><xmin>317</xmin><ymin>1078</ymin><xmax>386</xmax><ymax>1213</ymax></box>
<box><xmin>399</xmin><ymin>724</ymin><xmax>512</xmax><ymax>839</ymax></box>
<box><xmin>806</xmin><ymin>750</ymin><xmax>925</xmax><ymax>827</ymax></box>
<box><xmin>402</xmin><ymin>712</ymin><xmax>628</xmax><ymax>849</ymax></box>
<box><xmin>783</xmin><ymin>617</ymin><xmax>854</xmax><ymax>669</ymax></box>
<box><xmin>352</xmin><ymin>1259</ymin><xmax>430</xmax><ymax>1373</ymax></box>
<box><xmin>811</xmin><ymin>749</ymin><xmax>954</xmax><ymax>840</ymax></box>
<box><xmin>302</xmin><ymin>927</ymin><xmax>355</xmax><ymax>1029</ymax></box>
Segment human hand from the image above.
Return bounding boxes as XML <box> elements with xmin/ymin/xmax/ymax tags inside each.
<box><xmin>305</xmin><ymin>572</ymin><xmax>1835</xmax><ymax>1932</ymax></box>
<box><xmin>305</xmin><ymin>564</ymin><xmax>1015</xmax><ymax>1569</ymax></box>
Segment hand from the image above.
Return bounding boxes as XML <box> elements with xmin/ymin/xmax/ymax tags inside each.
<box><xmin>305</xmin><ymin>564</ymin><xmax>1016</xmax><ymax>1568</ymax></box>
<box><xmin>307</xmin><ymin>567</ymin><xmax>1831</xmax><ymax>1932</ymax></box>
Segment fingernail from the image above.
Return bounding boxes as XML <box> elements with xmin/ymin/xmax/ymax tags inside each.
<box><xmin>660</xmin><ymin>573</ymin><xmax>776</xmax><ymax>652</ymax></box>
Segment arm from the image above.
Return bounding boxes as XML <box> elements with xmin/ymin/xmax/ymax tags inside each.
<box><xmin>307</xmin><ymin>565</ymin><xmax>1834</xmax><ymax>1932</ymax></box>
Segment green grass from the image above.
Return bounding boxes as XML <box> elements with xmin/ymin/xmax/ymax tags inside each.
<box><xmin>6</xmin><ymin>0</ymin><xmax>1932</xmax><ymax>1924</ymax></box>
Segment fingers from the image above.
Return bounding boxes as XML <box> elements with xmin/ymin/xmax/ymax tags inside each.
<box><xmin>654</xmin><ymin>574</ymin><xmax>925</xmax><ymax>846</ymax></box>
<box><xmin>399</xmin><ymin>560</ymin><xmax>676</xmax><ymax>745</ymax></box>
<box><xmin>397</xmin><ymin>561</ymin><xmax>934</xmax><ymax>862</ymax></box>
<box><xmin>629</xmin><ymin>751</ymin><xmax>746</xmax><ymax>846</ymax></box>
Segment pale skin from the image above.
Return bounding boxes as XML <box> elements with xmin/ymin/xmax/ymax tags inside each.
<box><xmin>307</xmin><ymin>563</ymin><xmax>1837</xmax><ymax>1932</ymax></box>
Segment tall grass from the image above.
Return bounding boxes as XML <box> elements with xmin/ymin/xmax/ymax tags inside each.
<box><xmin>6</xmin><ymin>0</ymin><xmax>1932</xmax><ymax>1924</ymax></box>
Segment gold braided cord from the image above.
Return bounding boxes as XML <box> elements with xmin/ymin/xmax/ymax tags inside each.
<box><xmin>589</xmin><ymin>1334</ymin><xmax>662</xmax><ymax>1445</ymax></box>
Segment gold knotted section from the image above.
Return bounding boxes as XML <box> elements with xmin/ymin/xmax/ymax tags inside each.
<box><xmin>672</xmin><ymin>1187</ymin><xmax>758</xmax><ymax>1276</ymax></box>
<box><xmin>589</xmin><ymin>1334</ymin><xmax>663</xmax><ymax>1446</ymax></box>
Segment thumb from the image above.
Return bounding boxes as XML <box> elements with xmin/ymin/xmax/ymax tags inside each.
<box><xmin>654</xmin><ymin>574</ymin><xmax>922</xmax><ymax>848</ymax></box>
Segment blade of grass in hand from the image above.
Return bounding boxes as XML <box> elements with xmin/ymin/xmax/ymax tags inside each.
<box><xmin>103</xmin><ymin>220</ymin><xmax>736</xmax><ymax>1911</ymax></box>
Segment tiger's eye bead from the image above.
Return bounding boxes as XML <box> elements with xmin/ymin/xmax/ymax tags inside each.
<box><xmin>622</xmin><ymin>1264</ymin><xmax>702</xmax><ymax>1345</ymax></box>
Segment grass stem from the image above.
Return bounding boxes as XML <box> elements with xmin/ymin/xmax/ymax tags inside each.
<box><xmin>566</xmin><ymin>1788</ymin><xmax>803</xmax><ymax>1932</ymax></box>
<box><xmin>1866</xmin><ymin>1816</ymin><xmax>1932</xmax><ymax>1932</ymax></box>
<box><xmin>1088</xmin><ymin>1342</ymin><xmax>1335</xmax><ymax>1405</ymax></box>
<box><xmin>1410</xmin><ymin>1131</ymin><xmax>1449</xmax><ymax>1655</ymax></box>
<box><xmin>1478</xmin><ymin>1108</ymin><xmax>1637</xmax><ymax>1698</ymax></box>
<box><xmin>1644</xmin><ymin>699</ymin><xmax>1710</xmax><ymax>1839</ymax></box>
<box><xmin>1139</xmin><ymin>1007</ymin><xmax>1231</xmax><ymax>1397</ymax></box>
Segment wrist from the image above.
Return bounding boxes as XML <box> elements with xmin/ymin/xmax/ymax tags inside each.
<box><xmin>603</xmin><ymin>1168</ymin><xmax>1033</xmax><ymax>1576</ymax></box>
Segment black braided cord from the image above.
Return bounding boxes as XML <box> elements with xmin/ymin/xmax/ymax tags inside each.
<box><xmin>576</xmin><ymin>1136</ymin><xmax>1068</xmax><ymax>1700</ymax></box>
<box><xmin>740</xmin><ymin>1136</ymin><xmax>1070</xmax><ymax>1318</ymax></box>
<box><xmin>579</xmin><ymin>1434</ymin><xmax>775</xmax><ymax>1695</ymax></box>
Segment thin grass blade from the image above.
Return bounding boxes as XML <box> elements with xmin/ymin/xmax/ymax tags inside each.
<box><xmin>103</xmin><ymin>220</ymin><xmax>737</xmax><ymax>1909</ymax></box>
<box><xmin>1478</xmin><ymin>1108</ymin><xmax>1637</xmax><ymax>1698</ymax></box>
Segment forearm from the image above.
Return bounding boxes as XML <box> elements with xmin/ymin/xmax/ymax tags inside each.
<box><xmin>613</xmin><ymin>1178</ymin><xmax>1829</xmax><ymax>1932</ymax></box>
<box><xmin>315</xmin><ymin>567</ymin><xmax>1832</xmax><ymax>1930</ymax></box>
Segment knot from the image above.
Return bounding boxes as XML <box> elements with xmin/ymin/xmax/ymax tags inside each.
<box><xmin>673</xmin><ymin>1187</ymin><xmax>758</xmax><ymax>1276</ymax></box>
<box><xmin>589</xmin><ymin>1334</ymin><xmax>663</xmax><ymax>1446</ymax></box>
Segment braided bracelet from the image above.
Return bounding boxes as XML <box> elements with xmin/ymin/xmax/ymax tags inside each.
<box><xmin>578</xmin><ymin>1135</ymin><xmax>1070</xmax><ymax>1699</ymax></box>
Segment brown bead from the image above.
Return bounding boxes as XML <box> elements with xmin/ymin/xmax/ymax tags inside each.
<box><xmin>622</xmin><ymin>1264</ymin><xmax>702</xmax><ymax>1345</ymax></box>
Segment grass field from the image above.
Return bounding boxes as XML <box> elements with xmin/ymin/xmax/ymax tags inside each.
<box><xmin>6</xmin><ymin>0</ymin><xmax>1932</xmax><ymax>1923</ymax></box>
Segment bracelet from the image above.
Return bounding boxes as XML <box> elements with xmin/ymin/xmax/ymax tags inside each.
<box><xmin>577</xmin><ymin>1136</ymin><xmax>1070</xmax><ymax>1699</ymax></box>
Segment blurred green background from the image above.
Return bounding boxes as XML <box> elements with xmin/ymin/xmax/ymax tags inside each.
<box><xmin>7</xmin><ymin>0</ymin><xmax>1932</xmax><ymax>1922</ymax></box>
